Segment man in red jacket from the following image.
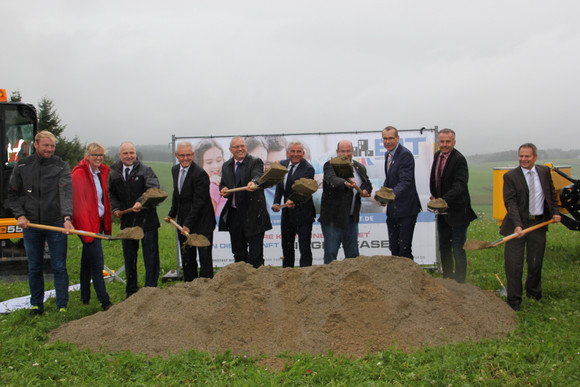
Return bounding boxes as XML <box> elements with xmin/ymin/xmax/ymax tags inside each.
<box><xmin>71</xmin><ymin>143</ymin><xmax>113</xmax><ymax>311</ymax></box>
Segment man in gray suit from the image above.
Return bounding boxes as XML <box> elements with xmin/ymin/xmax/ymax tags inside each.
<box><xmin>501</xmin><ymin>143</ymin><xmax>561</xmax><ymax>311</ymax></box>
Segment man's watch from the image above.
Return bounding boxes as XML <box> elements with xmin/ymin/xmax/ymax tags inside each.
<box><xmin>64</xmin><ymin>217</ymin><xmax>71</xmax><ymax>222</ymax></box>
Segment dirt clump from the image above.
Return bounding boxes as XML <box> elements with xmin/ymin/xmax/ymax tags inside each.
<box><xmin>49</xmin><ymin>256</ymin><xmax>516</xmax><ymax>358</ymax></box>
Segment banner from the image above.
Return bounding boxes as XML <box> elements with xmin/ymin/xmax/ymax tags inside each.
<box><xmin>172</xmin><ymin>129</ymin><xmax>437</xmax><ymax>267</ymax></box>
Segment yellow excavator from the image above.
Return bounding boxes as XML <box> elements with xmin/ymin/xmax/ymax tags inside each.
<box><xmin>0</xmin><ymin>89</ymin><xmax>41</xmax><ymax>275</ymax></box>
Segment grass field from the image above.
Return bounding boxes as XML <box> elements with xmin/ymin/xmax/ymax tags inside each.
<box><xmin>0</xmin><ymin>159</ymin><xmax>578</xmax><ymax>385</ymax></box>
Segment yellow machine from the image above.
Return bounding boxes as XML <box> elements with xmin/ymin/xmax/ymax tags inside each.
<box><xmin>0</xmin><ymin>89</ymin><xmax>37</xmax><ymax>269</ymax></box>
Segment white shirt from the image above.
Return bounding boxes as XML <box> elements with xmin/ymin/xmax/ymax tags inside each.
<box><xmin>522</xmin><ymin>166</ymin><xmax>544</xmax><ymax>216</ymax></box>
<box><xmin>91</xmin><ymin>168</ymin><xmax>105</xmax><ymax>218</ymax></box>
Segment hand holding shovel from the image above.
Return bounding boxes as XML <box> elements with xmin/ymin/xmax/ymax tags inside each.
<box><xmin>167</xmin><ymin>218</ymin><xmax>210</xmax><ymax>247</ymax></box>
<box><xmin>223</xmin><ymin>162</ymin><xmax>288</xmax><ymax>194</ymax></box>
<box><xmin>464</xmin><ymin>219</ymin><xmax>555</xmax><ymax>251</ymax></box>
<box><xmin>329</xmin><ymin>156</ymin><xmax>366</xmax><ymax>196</ymax></box>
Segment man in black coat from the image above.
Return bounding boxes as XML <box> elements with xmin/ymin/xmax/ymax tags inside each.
<box><xmin>319</xmin><ymin>140</ymin><xmax>372</xmax><ymax>264</ymax></box>
<box><xmin>500</xmin><ymin>143</ymin><xmax>560</xmax><ymax>311</ymax></box>
<box><xmin>429</xmin><ymin>129</ymin><xmax>477</xmax><ymax>283</ymax></box>
<box><xmin>165</xmin><ymin>141</ymin><xmax>216</xmax><ymax>281</ymax></box>
<box><xmin>109</xmin><ymin>142</ymin><xmax>161</xmax><ymax>297</ymax></box>
<box><xmin>219</xmin><ymin>137</ymin><xmax>272</xmax><ymax>268</ymax></box>
<box><xmin>272</xmin><ymin>140</ymin><xmax>316</xmax><ymax>267</ymax></box>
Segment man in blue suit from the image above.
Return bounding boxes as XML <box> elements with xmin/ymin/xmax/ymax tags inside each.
<box><xmin>272</xmin><ymin>140</ymin><xmax>316</xmax><ymax>267</ymax></box>
<box><xmin>382</xmin><ymin>126</ymin><xmax>422</xmax><ymax>260</ymax></box>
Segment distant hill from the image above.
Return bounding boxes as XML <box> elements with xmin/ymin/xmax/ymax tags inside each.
<box><xmin>467</xmin><ymin>149</ymin><xmax>580</xmax><ymax>164</ymax></box>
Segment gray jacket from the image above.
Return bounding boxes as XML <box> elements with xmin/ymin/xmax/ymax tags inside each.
<box><xmin>6</xmin><ymin>153</ymin><xmax>73</xmax><ymax>225</ymax></box>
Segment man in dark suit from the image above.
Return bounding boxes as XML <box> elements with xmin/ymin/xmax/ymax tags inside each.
<box><xmin>382</xmin><ymin>126</ymin><xmax>422</xmax><ymax>259</ymax></box>
<box><xmin>165</xmin><ymin>141</ymin><xmax>216</xmax><ymax>281</ymax></box>
<box><xmin>319</xmin><ymin>140</ymin><xmax>372</xmax><ymax>264</ymax></box>
<box><xmin>219</xmin><ymin>137</ymin><xmax>272</xmax><ymax>268</ymax></box>
<box><xmin>272</xmin><ymin>140</ymin><xmax>316</xmax><ymax>267</ymax></box>
<box><xmin>109</xmin><ymin>142</ymin><xmax>161</xmax><ymax>297</ymax></box>
<box><xmin>501</xmin><ymin>143</ymin><xmax>561</xmax><ymax>311</ymax></box>
<box><xmin>429</xmin><ymin>129</ymin><xmax>477</xmax><ymax>283</ymax></box>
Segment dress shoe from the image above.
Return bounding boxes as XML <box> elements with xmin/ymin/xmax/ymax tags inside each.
<box><xmin>509</xmin><ymin>303</ymin><xmax>521</xmax><ymax>311</ymax></box>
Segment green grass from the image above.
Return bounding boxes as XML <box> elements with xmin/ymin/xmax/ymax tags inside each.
<box><xmin>1</xmin><ymin>161</ymin><xmax>579</xmax><ymax>385</ymax></box>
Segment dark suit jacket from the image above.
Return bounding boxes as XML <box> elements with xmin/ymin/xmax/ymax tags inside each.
<box><xmin>500</xmin><ymin>164</ymin><xmax>559</xmax><ymax>236</ymax></box>
<box><xmin>168</xmin><ymin>162</ymin><xmax>216</xmax><ymax>238</ymax></box>
<box><xmin>218</xmin><ymin>155</ymin><xmax>272</xmax><ymax>236</ymax></box>
<box><xmin>429</xmin><ymin>149</ymin><xmax>477</xmax><ymax>227</ymax></box>
<box><xmin>318</xmin><ymin>159</ymin><xmax>373</xmax><ymax>228</ymax></box>
<box><xmin>384</xmin><ymin>144</ymin><xmax>421</xmax><ymax>218</ymax></box>
<box><xmin>273</xmin><ymin>159</ymin><xmax>316</xmax><ymax>227</ymax></box>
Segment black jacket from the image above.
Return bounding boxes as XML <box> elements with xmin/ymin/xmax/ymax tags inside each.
<box><xmin>429</xmin><ymin>149</ymin><xmax>477</xmax><ymax>227</ymax></box>
<box><xmin>108</xmin><ymin>160</ymin><xmax>161</xmax><ymax>231</ymax></box>
<box><xmin>318</xmin><ymin>159</ymin><xmax>372</xmax><ymax>228</ymax></box>
<box><xmin>6</xmin><ymin>153</ymin><xmax>73</xmax><ymax>224</ymax></box>
<box><xmin>168</xmin><ymin>162</ymin><xmax>216</xmax><ymax>238</ymax></box>
<box><xmin>218</xmin><ymin>155</ymin><xmax>272</xmax><ymax>236</ymax></box>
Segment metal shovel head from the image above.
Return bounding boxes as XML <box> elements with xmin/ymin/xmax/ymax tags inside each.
<box><xmin>257</xmin><ymin>162</ymin><xmax>288</xmax><ymax>188</ymax></box>
<box><xmin>291</xmin><ymin>178</ymin><xmax>318</xmax><ymax>194</ymax></box>
<box><xmin>141</xmin><ymin>187</ymin><xmax>168</xmax><ymax>208</ymax></box>
<box><xmin>287</xmin><ymin>191</ymin><xmax>312</xmax><ymax>204</ymax></box>
<box><xmin>427</xmin><ymin>198</ymin><xmax>449</xmax><ymax>215</ymax></box>
<box><xmin>184</xmin><ymin>233</ymin><xmax>211</xmax><ymax>247</ymax></box>
<box><xmin>463</xmin><ymin>239</ymin><xmax>493</xmax><ymax>251</ymax></box>
<box><xmin>330</xmin><ymin>155</ymin><xmax>354</xmax><ymax>178</ymax></box>
<box><xmin>114</xmin><ymin>226</ymin><xmax>144</xmax><ymax>240</ymax></box>
<box><xmin>374</xmin><ymin>186</ymin><xmax>396</xmax><ymax>204</ymax></box>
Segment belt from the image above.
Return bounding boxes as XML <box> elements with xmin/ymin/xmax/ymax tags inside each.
<box><xmin>528</xmin><ymin>215</ymin><xmax>542</xmax><ymax>220</ymax></box>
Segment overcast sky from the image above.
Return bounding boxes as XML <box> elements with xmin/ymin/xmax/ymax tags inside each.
<box><xmin>3</xmin><ymin>1</ymin><xmax>579</xmax><ymax>156</ymax></box>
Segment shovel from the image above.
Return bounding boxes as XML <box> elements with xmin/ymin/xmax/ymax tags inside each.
<box><xmin>464</xmin><ymin>219</ymin><xmax>555</xmax><ymax>251</ymax></box>
<box><xmin>27</xmin><ymin>223</ymin><xmax>144</xmax><ymax>240</ymax></box>
<box><xmin>168</xmin><ymin>219</ymin><xmax>210</xmax><ymax>247</ymax></box>
<box><xmin>117</xmin><ymin>187</ymin><xmax>168</xmax><ymax>216</ymax></box>
<box><xmin>330</xmin><ymin>155</ymin><xmax>364</xmax><ymax>196</ymax></box>
<box><xmin>224</xmin><ymin>162</ymin><xmax>288</xmax><ymax>194</ymax></box>
<box><xmin>277</xmin><ymin>178</ymin><xmax>318</xmax><ymax>209</ymax></box>
<box><xmin>494</xmin><ymin>273</ymin><xmax>508</xmax><ymax>297</ymax></box>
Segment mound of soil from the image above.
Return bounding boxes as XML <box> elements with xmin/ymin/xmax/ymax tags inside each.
<box><xmin>49</xmin><ymin>256</ymin><xmax>516</xmax><ymax>357</ymax></box>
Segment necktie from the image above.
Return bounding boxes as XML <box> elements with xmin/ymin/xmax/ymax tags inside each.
<box><xmin>528</xmin><ymin>170</ymin><xmax>536</xmax><ymax>214</ymax></box>
<box><xmin>235</xmin><ymin>161</ymin><xmax>241</xmax><ymax>186</ymax></box>
<box><xmin>124</xmin><ymin>167</ymin><xmax>130</xmax><ymax>181</ymax></box>
<box><xmin>285</xmin><ymin>164</ymin><xmax>295</xmax><ymax>192</ymax></box>
<box><xmin>386</xmin><ymin>153</ymin><xmax>393</xmax><ymax>172</ymax></box>
<box><xmin>178</xmin><ymin>168</ymin><xmax>186</xmax><ymax>194</ymax></box>
<box><xmin>436</xmin><ymin>154</ymin><xmax>445</xmax><ymax>196</ymax></box>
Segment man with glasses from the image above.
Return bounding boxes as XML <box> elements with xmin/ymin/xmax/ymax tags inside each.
<box><xmin>109</xmin><ymin>142</ymin><xmax>161</xmax><ymax>297</ymax></box>
<box><xmin>165</xmin><ymin>141</ymin><xmax>216</xmax><ymax>280</ymax></box>
<box><xmin>7</xmin><ymin>131</ymin><xmax>73</xmax><ymax>316</ymax></box>
<box><xmin>219</xmin><ymin>137</ymin><xmax>272</xmax><ymax>268</ymax></box>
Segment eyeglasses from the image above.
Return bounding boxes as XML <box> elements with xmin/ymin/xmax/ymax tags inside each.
<box><xmin>89</xmin><ymin>154</ymin><xmax>105</xmax><ymax>158</ymax></box>
<box><xmin>176</xmin><ymin>153</ymin><xmax>193</xmax><ymax>158</ymax></box>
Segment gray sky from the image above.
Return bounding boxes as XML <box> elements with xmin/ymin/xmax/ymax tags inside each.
<box><xmin>3</xmin><ymin>0</ymin><xmax>579</xmax><ymax>156</ymax></box>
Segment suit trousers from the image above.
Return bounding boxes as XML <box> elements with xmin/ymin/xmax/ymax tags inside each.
<box><xmin>281</xmin><ymin>219</ymin><xmax>313</xmax><ymax>267</ymax></box>
<box><xmin>179</xmin><ymin>232</ymin><xmax>214</xmax><ymax>281</ymax></box>
<box><xmin>504</xmin><ymin>218</ymin><xmax>546</xmax><ymax>307</ymax></box>
<box><xmin>228</xmin><ymin>207</ymin><xmax>265</xmax><ymax>268</ymax></box>
<box><xmin>122</xmin><ymin>228</ymin><xmax>160</xmax><ymax>298</ymax></box>
<box><xmin>386</xmin><ymin>215</ymin><xmax>418</xmax><ymax>260</ymax></box>
<box><xmin>437</xmin><ymin>218</ymin><xmax>468</xmax><ymax>283</ymax></box>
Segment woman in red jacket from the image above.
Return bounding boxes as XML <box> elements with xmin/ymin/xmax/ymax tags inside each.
<box><xmin>71</xmin><ymin>143</ymin><xmax>113</xmax><ymax>311</ymax></box>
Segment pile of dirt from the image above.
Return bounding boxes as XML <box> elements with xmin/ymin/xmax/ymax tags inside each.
<box><xmin>49</xmin><ymin>256</ymin><xmax>516</xmax><ymax>358</ymax></box>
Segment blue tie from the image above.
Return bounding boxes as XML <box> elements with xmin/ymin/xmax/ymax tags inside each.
<box><xmin>285</xmin><ymin>164</ymin><xmax>295</xmax><ymax>193</ymax></box>
<box><xmin>235</xmin><ymin>161</ymin><xmax>241</xmax><ymax>186</ymax></box>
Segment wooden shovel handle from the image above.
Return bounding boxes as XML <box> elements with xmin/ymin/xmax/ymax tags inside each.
<box><xmin>117</xmin><ymin>208</ymin><xmax>135</xmax><ymax>216</ymax></box>
<box><xmin>169</xmin><ymin>218</ymin><xmax>189</xmax><ymax>236</ymax></box>
<box><xmin>346</xmin><ymin>179</ymin><xmax>364</xmax><ymax>196</ymax></box>
<box><xmin>27</xmin><ymin>222</ymin><xmax>113</xmax><ymax>240</ymax></box>
<box><xmin>491</xmin><ymin>219</ymin><xmax>555</xmax><ymax>247</ymax></box>
<box><xmin>224</xmin><ymin>186</ymin><xmax>250</xmax><ymax>193</ymax></box>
